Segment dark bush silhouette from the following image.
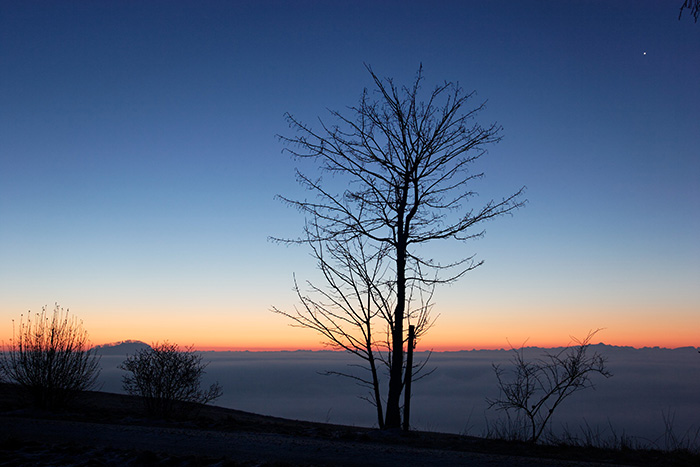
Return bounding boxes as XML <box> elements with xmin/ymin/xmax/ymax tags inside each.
<box><xmin>119</xmin><ymin>342</ymin><xmax>222</xmax><ymax>418</ymax></box>
<box><xmin>0</xmin><ymin>304</ymin><xmax>101</xmax><ymax>409</ymax></box>
<box><xmin>487</xmin><ymin>330</ymin><xmax>612</xmax><ymax>443</ymax></box>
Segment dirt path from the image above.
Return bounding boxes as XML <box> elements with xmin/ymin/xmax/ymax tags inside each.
<box><xmin>1</xmin><ymin>416</ymin><xmax>620</xmax><ymax>466</ymax></box>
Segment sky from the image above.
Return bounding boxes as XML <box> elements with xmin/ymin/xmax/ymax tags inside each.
<box><xmin>1</xmin><ymin>1</ymin><xmax>698</xmax><ymax>351</ymax></box>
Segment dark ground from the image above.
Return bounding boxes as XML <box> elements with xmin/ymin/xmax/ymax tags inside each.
<box><xmin>0</xmin><ymin>384</ymin><xmax>697</xmax><ymax>466</ymax></box>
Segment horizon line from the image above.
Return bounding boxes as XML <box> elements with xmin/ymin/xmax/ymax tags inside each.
<box><xmin>93</xmin><ymin>340</ymin><xmax>700</xmax><ymax>353</ymax></box>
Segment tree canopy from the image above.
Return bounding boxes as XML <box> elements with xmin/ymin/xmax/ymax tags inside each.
<box><xmin>275</xmin><ymin>65</ymin><xmax>525</xmax><ymax>429</ymax></box>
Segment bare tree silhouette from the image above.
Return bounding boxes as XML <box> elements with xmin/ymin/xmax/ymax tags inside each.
<box><xmin>274</xmin><ymin>65</ymin><xmax>525</xmax><ymax>429</ymax></box>
<box><xmin>120</xmin><ymin>342</ymin><xmax>222</xmax><ymax>418</ymax></box>
<box><xmin>679</xmin><ymin>0</ymin><xmax>700</xmax><ymax>22</ymax></box>
<box><xmin>0</xmin><ymin>304</ymin><xmax>101</xmax><ymax>409</ymax></box>
<box><xmin>273</xmin><ymin>233</ymin><xmax>434</xmax><ymax>429</ymax></box>
<box><xmin>487</xmin><ymin>330</ymin><xmax>612</xmax><ymax>443</ymax></box>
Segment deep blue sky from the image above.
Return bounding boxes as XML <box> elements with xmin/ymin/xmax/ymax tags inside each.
<box><xmin>1</xmin><ymin>1</ymin><xmax>698</xmax><ymax>349</ymax></box>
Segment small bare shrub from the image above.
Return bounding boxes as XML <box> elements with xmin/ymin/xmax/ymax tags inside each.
<box><xmin>658</xmin><ymin>409</ymin><xmax>700</xmax><ymax>453</ymax></box>
<box><xmin>0</xmin><ymin>304</ymin><xmax>101</xmax><ymax>409</ymax></box>
<box><xmin>119</xmin><ymin>342</ymin><xmax>222</xmax><ymax>418</ymax></box>
<box><xmin>487</xmin><ymin>330</ymin><xmax>612</xmax><ymax>443</ymax></box>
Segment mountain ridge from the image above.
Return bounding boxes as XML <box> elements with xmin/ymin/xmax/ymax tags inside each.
<box><xmin>92</xmin><ymin>340</ymin><xmax>151</xmax><ymax>355</ymax></box>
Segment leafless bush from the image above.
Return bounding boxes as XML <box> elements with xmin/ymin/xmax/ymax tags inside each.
<box><xmin>0</xmin><ymin>304</ymin><xmax>101</xmax><ymax>409</ymax></box>
<box><xmin>551</xmin><ymin>420</ymin><xmax>641</xmax><ymax>451</ymax></box>
<box><xmin>550</xmin><ymin>414</ymin><xmax>700</xmax><ymax>454</ymax></box>
<box><xmin>487</xmin><ymin>330</ymin><xmax>612</xmax><ymax>443</ymax></box>
<box><xmin>658</xmin><ymin>410</ymin><xmax>700</xmax><ymax>453</ymax></box>
<box><xmin>119</xmin><ymin>342</ymin><xmax>222</xmax><ymax>418</ymax></box>
<box><xmin>483</xmin><ymin>411</ymin><xmax>534</xmax><ymax>442</ymax></box>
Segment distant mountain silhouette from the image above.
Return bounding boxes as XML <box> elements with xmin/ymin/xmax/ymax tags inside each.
<box><xmin>448</xmin><ymin>343</ymin><xmax>696</xmax><ymax>354</ymax></box>
<box><xmin>92</xmin><ymin>340</ymin><xmax>151</xmax><ymax>355</ymax></box>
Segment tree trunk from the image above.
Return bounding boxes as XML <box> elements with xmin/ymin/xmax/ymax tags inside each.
<box><xmin>403</xmin><ymin>325</ymin><xmax>415</xmax><ymax>432</ymax></box>
<box><xmin>384</xmin><ymin>239</ymin><xmax>406</xmax><ymax>429</ymax></box>
<box><xmin>368</xmin><ymin>352</ymin><xmax>384</xmax><ymax>429</ymax></box>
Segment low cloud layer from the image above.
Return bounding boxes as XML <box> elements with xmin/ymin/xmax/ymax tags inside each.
<box><xmin>98</xmin><ymin>345</ymin><xmax>699</xmax><ymax>446</ymax></box>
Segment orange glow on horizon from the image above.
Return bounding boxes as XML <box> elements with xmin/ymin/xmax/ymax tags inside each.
<box><xmin>181</xmin><ymin>341</ymin><xmax>698</xmax><ymax>352</ymax></box>
<box><xmin>7</xmin><ymin>301</ymin><xmax>695</xmax><ymax>354</ymax></box>
<box><xmin>83</xmin><ymin>326</ymin><xmax>700</xmax><ymax>352</ymax></box>
<box><xmin>103</xmin><ymin>335</ymin><xmax>698</xmax><ymax>353</ymax></box>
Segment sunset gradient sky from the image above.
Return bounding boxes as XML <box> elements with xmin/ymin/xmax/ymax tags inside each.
<box><xmin>1</xmin><ymin>1</ymin><xmax>698</xmax><ymax>351</ymax></box>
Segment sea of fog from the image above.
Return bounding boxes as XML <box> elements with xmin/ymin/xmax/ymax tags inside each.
<box><xmin>97</xmin><ymin>345</ymin><xmax>699</xmax><ymax>447</ymax></box>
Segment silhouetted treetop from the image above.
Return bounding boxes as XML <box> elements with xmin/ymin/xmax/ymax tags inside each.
<box><xmin>679</xmin><ymin>0</ymin><xmax>700</xmax><ymax>22</ymax></box>
<box><xmin>279</xmin><ymin>65</ymin><xmax>525</xmax><ymax>273</ymax></box>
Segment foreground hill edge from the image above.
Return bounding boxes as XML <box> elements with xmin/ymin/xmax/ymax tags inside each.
<box><xmin>1</xmin><ymin>383</ymin><xmax>698</xmax><ymax>466</ymax></box>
